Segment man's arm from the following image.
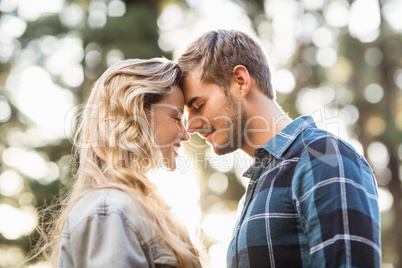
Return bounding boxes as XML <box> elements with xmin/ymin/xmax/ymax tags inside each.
<box><xmin>293</xmin><ymin>136</ymin><xmax>381</xmax><ymax>267</ymax></box>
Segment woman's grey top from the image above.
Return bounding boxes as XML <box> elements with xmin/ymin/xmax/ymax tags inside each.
<box><xmin>58</xmin><ymin>188</ymin><xmax>179</xmax><ymax>268</ymax></box>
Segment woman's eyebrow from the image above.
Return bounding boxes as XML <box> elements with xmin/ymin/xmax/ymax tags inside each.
<box><xmin>170</xmin><ymin>106</ymin><xmax>183</xmax><ymax>115</ymax></box>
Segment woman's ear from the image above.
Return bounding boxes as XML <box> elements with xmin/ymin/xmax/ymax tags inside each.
<box><xmin>232</xmin><ymin>65</ymin><xmax>250</xmax><ymax>99</ymax></box>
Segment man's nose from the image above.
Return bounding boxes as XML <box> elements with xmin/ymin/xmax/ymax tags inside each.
<box><xmin>186</xmin><ymin>114</ymin><xmax>205</xmax><ymax>133</ymax></box>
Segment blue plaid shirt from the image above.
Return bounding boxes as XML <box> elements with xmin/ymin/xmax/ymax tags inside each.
<box><xmin>227</xmin><ymin>116</ymin><xmax>381</xmax><ymax>268</ymax></box>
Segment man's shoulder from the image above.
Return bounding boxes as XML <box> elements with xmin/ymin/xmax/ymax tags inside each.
<box><xmin>296</xmin><ymin>128</ymin><xmax>359</xmax><ymax>157</ymax></box>
<box><xmin>290</xmin><ymin>127</ymin><xmax>372</xmax><ymax>172</ymax></box>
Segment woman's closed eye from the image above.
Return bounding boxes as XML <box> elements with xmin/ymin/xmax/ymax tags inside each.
<box><xmin>172</xmin><ymin>113</ymin><xmax>183</xmax><ymax>122</ymax></box>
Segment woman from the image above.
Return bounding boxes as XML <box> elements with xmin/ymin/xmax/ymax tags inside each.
<box><xmin>34</xmin><ymin>58</ymin><xmax>207</xmax><ymax>267</ymax></box>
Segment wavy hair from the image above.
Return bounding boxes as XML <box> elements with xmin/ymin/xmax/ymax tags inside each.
<box><xmin>32</xmin><ymin>58</ymin><xmax>207</xmax><ymax>267</ymax></box>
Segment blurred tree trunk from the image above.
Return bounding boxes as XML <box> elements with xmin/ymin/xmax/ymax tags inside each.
<box><xmin>378</xmin><ymin>34</ymin><xmax>402</xmax><ymax>267</ymax></box>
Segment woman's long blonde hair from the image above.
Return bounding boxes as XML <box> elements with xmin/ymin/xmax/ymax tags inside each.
<box><xmin>33</xmin><ymin>58</ymin><xmax>207</xmax><ymax>267</ymax></box>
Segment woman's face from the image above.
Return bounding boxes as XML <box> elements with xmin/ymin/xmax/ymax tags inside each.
<box><xmin>150</xmin><ymin>87</ymin><xmax>189</xmax><ymax>171</ymax></box>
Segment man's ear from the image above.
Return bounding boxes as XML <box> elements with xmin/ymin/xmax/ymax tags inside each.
<box><xmin>232</xmin><ymin>65</ymin><xmax>250</xmax><ymax>99</ymax></box>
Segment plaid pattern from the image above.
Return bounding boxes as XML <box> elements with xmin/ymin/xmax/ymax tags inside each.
<box><xmin>227</xmin><ymin>116</ymin><xmax>381</xmax><ymax>268</ymax></box>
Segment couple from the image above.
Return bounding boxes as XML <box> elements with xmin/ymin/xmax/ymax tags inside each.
<box><xmin>36</xmin><ymin>30</ymin><xmax>381</xmax><ymax>267</ymax></box>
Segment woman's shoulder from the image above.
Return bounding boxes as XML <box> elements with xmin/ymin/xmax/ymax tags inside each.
<box><xmin>60</xmin><ymin>188</ymin><xmax>181</xmax><ymax>268</ymax></box>
<box><xmin>64</xmin><ymin>188</ymin><xmax>147</xmax><ymax>233</ymax></box>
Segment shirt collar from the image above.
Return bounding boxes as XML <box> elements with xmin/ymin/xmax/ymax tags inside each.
<box><xmin>242</xmin><ymin>116</ymin><xmax>317</xmax><ymax>178</ymax></box>
<box><xmin>259</xmin><ymin>115</ymin><xmax>316</xmax><ymax>159</ymax></box>
<box><xmin>242</xmin><ymin>116</ymin><xmax>316</xmax><ymax>178</ymax></box>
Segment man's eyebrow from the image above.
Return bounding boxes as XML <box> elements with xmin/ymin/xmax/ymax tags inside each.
<box><xmin>186</xmin><ymin>97</ymin><xmax>199</xmax><ymax>108</ymax></box>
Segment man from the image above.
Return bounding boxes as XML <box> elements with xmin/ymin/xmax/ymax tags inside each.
<box><xmin>177</xmin><ymin>30</ymin><xmax>381</xmax><ymax>268</ymax></box>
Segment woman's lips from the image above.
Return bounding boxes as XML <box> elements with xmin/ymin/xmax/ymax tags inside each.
<box><xmin>173</xmin><ymin>143</ymin><xmax>181</xmax><ymax>155</ymax></box>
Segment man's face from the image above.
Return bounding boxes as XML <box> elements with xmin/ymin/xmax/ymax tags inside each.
<box><xmin>182</xmin><ymin>67</ymin><xmax>247</xmax><ymax>155</ymax></box>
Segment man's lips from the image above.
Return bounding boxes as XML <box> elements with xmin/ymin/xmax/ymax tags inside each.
<box><xmin>202</xmin><ymin>131</ymin><xmax>214</xmax><ymax>142</ymax></box>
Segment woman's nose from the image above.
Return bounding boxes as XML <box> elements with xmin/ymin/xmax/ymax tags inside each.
<box><xmin>181</xmin><ymin>126</ymin><xmax>190</xmax><ymax>141</ymax></box>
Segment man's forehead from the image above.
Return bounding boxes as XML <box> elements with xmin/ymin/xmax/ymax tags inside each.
<box><xmin>183</xmin><ymin>68</ymin><xmax>204</xmax><ymax>105</ymax></box>
<box><xmin>188</xmin><ymin>65</ymin><xmax>203</xmax><ymax>80</ymax></box>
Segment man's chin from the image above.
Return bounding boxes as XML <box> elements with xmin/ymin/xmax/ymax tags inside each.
<box><xmin>212</xmin><ymin>144</ymin><xmax>238</xmax><ymax>156</ymax></box>
<box><xmin>209</xmin><ymin>134</ymin><xmax>242</xmax><ymax>155</ymax></box>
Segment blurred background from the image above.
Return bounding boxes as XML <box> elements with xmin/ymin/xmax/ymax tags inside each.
<box><xmin>0</xmin><ymin>0</ymin><xmax>401</xmax><ymax>267</ymax></box>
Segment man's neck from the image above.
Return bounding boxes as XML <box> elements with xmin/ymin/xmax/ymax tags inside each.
<box><xmin>241</xmin><ymin>97</ymin><xmax>292</xmax><ymax>158</ymax></box>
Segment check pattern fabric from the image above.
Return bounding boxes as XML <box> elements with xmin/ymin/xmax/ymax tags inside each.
<box><xmin>226</xmin><ymin>116</ymin><xmax>381</xmax><ymax>268</ymax></box>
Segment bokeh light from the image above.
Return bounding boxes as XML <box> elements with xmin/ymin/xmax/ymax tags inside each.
<box><xmin>340</xmin><ymin>105</ymin><xmax>359</xmax><ymax>125</ymax></box>
<box><xmin>0</xmin><ymin>14</ymin><xmax>27</xmax><ymax>38</ymax></box>
<box><xmin>3</xmin><ymin>147</ymin><xmax>48</xmax><ymax>181</ymax></box>
<box><xmin>302</xmin><ymin>0</ymin><xmax>325</xmax><ymax>10</ymax></box>
<box><xmin>0</xmin><ymin>97</ymin><xmax>11</xmax><ymax>122</ymax></box>
<box><xmin>6</xmin><ymin>66</ymin><xmax>75</xmax><ymax>141</ymax></box>
<box><xmin>398</xmin><ymin>144</ymin><xmax>402</xmax><ymax>160</ymax></box>
<box><xmin>0</xmin><ymin>204</ymin><xmax>37</xmax><ymax>240</ymax></box>
<box><xmin>0</xmin><ymin>170</ymin><xmax>24</xmax><ymax>196</ymax></box>
<box><xmin>106</xmin><ymin>49</ymin><xmax>125</xmax><ymax>67</ymax></box>
<box><xmin>202</xmin><ymin>212</ymin><xmax>237</xmax><ymax>242</ymax></box>
<box><xmin>364</xmin><ymin>84</ymin><xmax>384</xmax><ymax>104</ymax></box>
<box><xmin>365</xmin><ymin>47</ymin><xmax>383</xmax><ymax>66</ymax></box>
<box><xmin>208</xmin><ymin>173</ymin><xmax>229</xmax><ymax>194</ymax></box>
<box><xmin>323</xmin><ymin>0</ymin><xmax>349</xmax><ymax>28</ymax></box>
<box><xmin>365</xmin><ymin>116</ymin><xmax>386</xmax><ymax>137</ymax></box>
<box><xmin>348</xmin><ymin>0</ymin><xmax>381</xmax><ymax>43</ymax></box>
<box><xmin>312</xmin><ymin>27</ymin><xmax>335</xmax><ymax>48</ymax></box>
<box><xmin>367</xmin><ymin>141</ymin><xmax>390</xmax><ymax>169</ymax></box>
<box><xmin>273</xmin><ymin>69</ymin><xmax>296</xmax><ymax>93</ymax></box>
<box><xmin>378</xmin><ymin>187</ymin><xmax>393</xmax><ymax>212</ymax></box>
<box><xmin>59</xmin><ymin>3</ymin><xmax>85</xmax><ymax>28</ymax></box>
<box><xmin>0</xmin><ymin>246</ymin><xmax>26</xmax><ymax>268</ymax></box>
<box><xmin>316</xmin><ymin>47</ymin><xmax>337</xmax><ymax>67</ymax></box>
<box><xmin>107</xmin><ymin>0</ymin><xmax>126</xmax><ymax>17</ymax></box>
<box><xmin>382</xmin><ymin>0</ymin><xmax>402</xmax><ymax>32</ymax></box>
<box><xmin>296</xmin><ymin>86</ymin><xmax>335</xmax><ymax>116</ymax></box>
<box><xmin>375</xmin><ymin>167</ymin><xmax>392</xmax><ymax>186</ymax></box>
<box><xmin>393</xmin><ymin>68</ymin><xmax>402</xmax><ymax>90</ymax></box>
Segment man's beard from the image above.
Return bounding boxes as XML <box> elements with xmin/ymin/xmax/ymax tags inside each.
<box><xmin>213</xmin><ymin>94</ymin><xmax>247</xmax><ymax>155</ymax></box>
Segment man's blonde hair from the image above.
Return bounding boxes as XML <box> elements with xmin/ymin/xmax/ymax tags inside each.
<box><xmin>177</xmin><ymin>29</ymin><xmax>275</xmax><ymax>99</ymax></box>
